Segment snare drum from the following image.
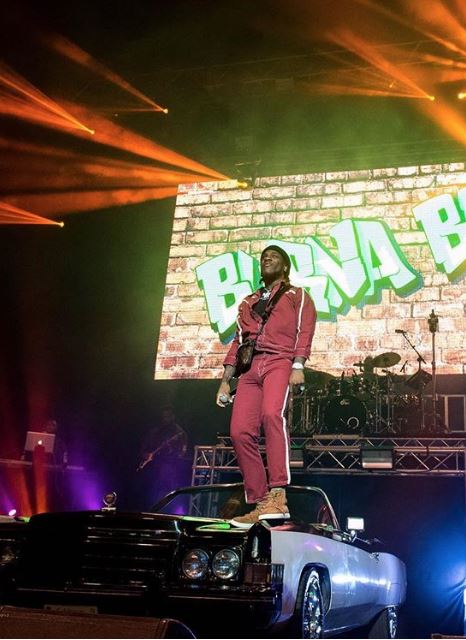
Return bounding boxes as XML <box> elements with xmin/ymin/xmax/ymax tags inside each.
<box><xmin>322</xmin><ymin>395</ymin><xmax>367</xmax><ymax>434</ymax></box>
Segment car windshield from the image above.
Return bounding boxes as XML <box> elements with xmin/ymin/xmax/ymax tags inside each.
<box><xmin>151</xmin><ymin>484</ymin><xmax>338</xmax><ymax>528</ymax></box>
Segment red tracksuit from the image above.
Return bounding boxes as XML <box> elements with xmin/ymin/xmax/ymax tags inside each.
<box><xmin>224</xmin><ymin>281</ymin><xmax>316</xmax><ymax>503</ymax></box>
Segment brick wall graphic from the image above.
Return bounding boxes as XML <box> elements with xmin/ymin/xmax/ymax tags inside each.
<box><xmin>155</xmin><ymin>162</ymin><xmax>466</xmax><ymax>380</ymax></box>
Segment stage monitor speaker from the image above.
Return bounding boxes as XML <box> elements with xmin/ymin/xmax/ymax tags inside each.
<box><xmin>0</xmin><ymin>606</ymin><xmax>195</xmax><ymax>639</ymax></box>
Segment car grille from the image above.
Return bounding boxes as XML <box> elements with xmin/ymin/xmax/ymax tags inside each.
<box><xmin>79</xmin><ymin>525</ymin><xmax>177</xmax><ymax>589</ymax></box>
<box><xmin>16</xmin><ymin>515</ymin><xmax>179</xmax><ymax>594</ymax></box>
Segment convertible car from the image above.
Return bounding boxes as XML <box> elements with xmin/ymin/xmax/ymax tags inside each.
<box><xmin>0</xmin><ymin>483</ymin><xmax>406</xmax><ymax>638</ymax></box>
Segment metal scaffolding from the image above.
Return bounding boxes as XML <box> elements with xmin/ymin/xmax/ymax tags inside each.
<box><xmin>191</xmin><ymin>434</ymin><xmax>466</xmax><ymax>485</ymax></box>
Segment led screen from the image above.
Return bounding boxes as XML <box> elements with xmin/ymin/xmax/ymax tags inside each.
<box><xmin>155</xmin><ymin>162</ymin><xmax>466</xmax><ymax>380</ymax></box>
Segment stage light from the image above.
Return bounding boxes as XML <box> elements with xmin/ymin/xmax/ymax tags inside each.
<box><xmin>162</xmin><ymin>108</ymin><xmax>169</xmax><ymax>114</ymax></box>
<box><xmin>360</xmin><ymin>445</ymin><xmax>394</xmax><ymax>470</ymax></box>
<box><xmin>8</xmin><ymin>509</ymin><xmax>16</xmax><ymax>517</ymax></box>
<box><xmin>458</xmin><ymin>92</ymin><xmax>466</xmax><ymax>100</ymax></box>
<box><xmin>346</xmin><ymin>516</ymin><xmax>364</xmax><ymax>532</ymax></box>
<box><xmin>429</xmin><ymin>96</ymin><xmax>436</xmax><ymax>101</ymax></box>
<box><xmin>234</xmin><ymin>160</ymin><xmax>261</xmax><ymax>191</ymax></box>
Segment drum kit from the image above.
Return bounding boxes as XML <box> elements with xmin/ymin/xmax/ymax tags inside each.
<box><xmin>291</xmin><ymin>311</ymin><xmax>448</xmax><ymax>436</ymax></box>
<box><xmin>292</xmin><ymin>350</ymin><xmax>441</xmax><ymax>436</ymax></box>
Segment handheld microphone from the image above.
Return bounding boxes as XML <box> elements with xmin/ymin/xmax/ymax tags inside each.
<box><xmin>395</xmin><ymin>329</ymin><xmax>406</xmax><ymax>334</ymax></box>
<box><xmin>219</xmin><ymin>388</ymin><xmax>237</xmax><ymax>405</ymax></box>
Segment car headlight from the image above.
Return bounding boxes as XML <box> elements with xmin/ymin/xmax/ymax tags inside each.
<box><xmin>212</xmin><ymin>548</ymin><xmax>240</xmax><ymax>580</ymax></box>
<box><xmin>182</xmin><ymin>549</ymin><xmax>209</xmax><ymax>580</ymax></box>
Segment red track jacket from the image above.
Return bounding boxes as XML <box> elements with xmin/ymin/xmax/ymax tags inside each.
<box><xmin>223</xmin><ymin>280</ymin><xmax>316</xmax><ymax>367</ymax></box>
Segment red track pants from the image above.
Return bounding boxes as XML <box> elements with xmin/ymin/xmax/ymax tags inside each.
<box><xmin>230</xmin><ymin>353</ymin><xmax>292</xmax><ymax>504</ymax></box>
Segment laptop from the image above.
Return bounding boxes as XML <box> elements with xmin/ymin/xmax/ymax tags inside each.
<box><xmin>24</xmin><ymin>431</ymin><xmax>56</xmax><ymax>454</ymax></box>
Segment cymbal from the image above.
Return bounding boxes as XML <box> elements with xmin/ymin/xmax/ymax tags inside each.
<box><xmin>372</xmin><ymin>352</ymin><xmax>401</xmax><ymax>368</ymax></box>
<box><xmin>304</xmin><ymin>368</ymin><xmax>335</xmax><ymax>387</ymax></box>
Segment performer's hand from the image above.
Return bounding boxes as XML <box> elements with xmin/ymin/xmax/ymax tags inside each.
<box><xmin>216</xmin><ymin>381</ymin><xmax>232</xmax><ymax>407</ymax></box>
<box><xmin>289</xmin><ymin>368</ymin><xmax>305</xmax><ymax>389</ymax></box>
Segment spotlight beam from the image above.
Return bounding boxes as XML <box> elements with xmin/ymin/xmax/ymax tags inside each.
<box><xmin>0</xmin><ymin>202</ymin><xmax>63</xmax><ymax>226</ymax></box>
<box><xmin>0</xmin><ymin>62</ymin><xmax>94</xmax><ymax>134</ymax></box>
<box><xmin>3</xmin><ymin>187</ymin><xmax>179</xmax><ymax>216</ymax></box>
<box><xmin>354</xmin><ymin>0</ymin><xmax>466</xmax><ymax>60</ymax></box>
<box><xmin>44</xmin><ymin>33</ymin><xmax>168</xmax><ymax>114</ymax></box>
<box><xmin>328</xmin><ymin>28</ymin><xmax>433</xmax><ymax>100</ymax></box>
<box><xmin>60</xmin><ymin>101</ymin><xmax>227</xmax><ymax>180</ymax></box>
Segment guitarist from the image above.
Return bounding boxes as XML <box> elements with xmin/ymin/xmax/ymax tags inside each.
<box><xmin>138</xmin><ymin>405</ymin><xmax>188</xmax><ymax>506</ymax></box>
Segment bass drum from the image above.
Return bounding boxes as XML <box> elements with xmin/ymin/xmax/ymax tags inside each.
<box><xmin>322</xmin><ymin>395</ymin><xmax>367</xmax><ymax>434</ymax></box>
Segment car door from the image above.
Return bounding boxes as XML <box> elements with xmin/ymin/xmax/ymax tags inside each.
<box><xmin>338</xmin><ymin>541</ymin><xmax>382</xmax><ymax>626</ymax></box>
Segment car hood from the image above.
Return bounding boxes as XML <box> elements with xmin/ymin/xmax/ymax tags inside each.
<box><xmin>27</xmin><ymin>510</ymin><xmax>249</xmax><ymax>540</ymax></box>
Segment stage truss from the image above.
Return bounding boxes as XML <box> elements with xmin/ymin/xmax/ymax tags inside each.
<box><xmin>191</xmin><ymin>434</ymin><xmax>466</xmax><ymax>485</ymax></box>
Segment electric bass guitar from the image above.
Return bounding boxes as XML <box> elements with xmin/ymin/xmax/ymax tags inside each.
<box><xmin>136</xmin><ymin>431</ymin><xmax>184</xmax><ymax>472</ymax></box>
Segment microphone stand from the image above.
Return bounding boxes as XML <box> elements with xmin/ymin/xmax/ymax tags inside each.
<box><xmin>427</xmin><ymin>309</ymin><xmax>440</xmax><ymax>433</ymax></box>
<box><xmin>398</xmin><ymin>330</ymin><xmax>427</xmax><ymax>432</ymax></box>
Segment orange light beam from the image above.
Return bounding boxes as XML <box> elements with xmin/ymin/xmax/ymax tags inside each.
<box><xmin>302</xmin><ymin>82</ymin><xmax>428</xmax><ymax>99</ymax></box>
<box><xmin>61</xmin><ymin>101</ymin><xmax>227</xmax><ymax>180</ymax></box>
<box><xmin>98</xmin><ymin>107</ymin><xmax>169</xmax><ymax>113</ymax></box>
<box><xmin>328</xmin><ymin>28</ymin><xmax>433</xmax><ymax>100</ymax></box>
<box><xmin>0</xmin><ymin>96</ymin><xmax>225</xmax><ymax>182</ymax></box>
<box><xmin>402</xmin><ymin>0</ymin><xmax>466</xmax><ymax>57</ymax></box>
<box><xmin>435</xmin><ymin>69</ymin><xmax>466</xmax><ymax>83</ymax></box>
<box><xmin>0</xmin><ymin>139</ymin><xmax>219</xmax><ymax>185</ymax></box>
<box><xmin>0</xmin><ymin>138</ymin><xmax>220</xmax><ymax>197</ymax></box>
<box><xmin>45</xmin><ymin>33</ymin><xmax>168</xmax><ymax>114</ymax></box>
<box><xmin>0</xmin><ymin>62</ymin><xmax>94</xmax><ymax>134</ymax></box>
<box><xmin>317</xmin><ymin>47</ymin><xmax>390</xmax><ymax>85</ymax></box>
<box><xmin>354</xmin><ymin>0</ymin><xmax>466</xmax><ymax>60</ymax></box>
<box><xmin>301</xmin><ymin>57</ymin><xmax>427</xmax><ymax>96</ymax></box>
<box><xmin>415</xmin><ymin>51</ymin><xmax>466</xmax><ymax>69</ymax></box>
<box><xmin>452</xmin><ymin>0</ymin><xmax>466</xmax><ymax>25</ymax></box>
<box><xmin>417</xmin><ymin>96</ymin><xmax>466</xmax><ymax>147</ymax></box>
<box><xmin>3</xmin><ymin>187</ymin><xmax>179</xmax><ymax>217</ymax></box>
<box><xmin>0</xmin><ymin>202</ymin><xmax>63</xmax><ymax>226</ymax></box>
<box><xmin>0</xmin><ymin>158</ymin><xmax>222</xmax><ymax>191</ymax></box>
<box><xmin>0</xmin><ymin>95</ymin><xmax>94</xmax><ymax>134</ymax></box>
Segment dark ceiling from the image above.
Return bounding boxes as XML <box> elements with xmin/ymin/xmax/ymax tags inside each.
<box><xmin>1</xmin><ymin>0</ymin><xmax>466</xmax><ymax>179</ymax></box>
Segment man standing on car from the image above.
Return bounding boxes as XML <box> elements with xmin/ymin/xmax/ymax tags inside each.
<box><xmin>216</xmin><ymin>245</ymin><xmax>316</xmax><ymax>528</ymax></box>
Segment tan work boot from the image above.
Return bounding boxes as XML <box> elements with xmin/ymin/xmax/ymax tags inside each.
<box><xmin>230</xmin><ymin>496</ymin><xmax>269</xmax><ymax>529</ymax></box>
<box><xmin>230</xmin><ymin>489</ymin><xmax>290</xmax><ymax>528</ymax></box>
<box><xmin>258</xmin><ymin>488</ymin><xmax>290</xmax><ymax>521</ymax></box>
